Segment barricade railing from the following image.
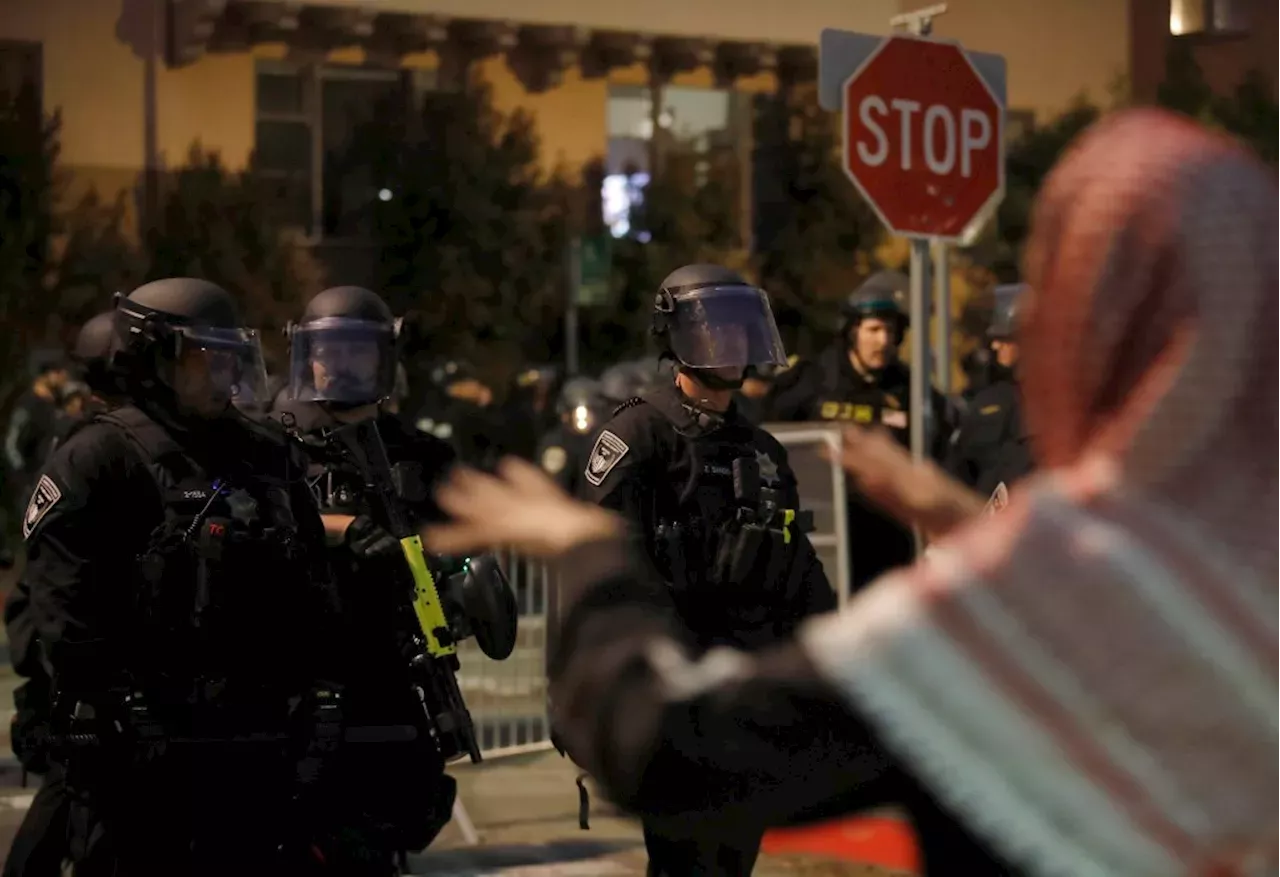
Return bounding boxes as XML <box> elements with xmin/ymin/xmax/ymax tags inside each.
<box><xmin>455</xmin><ymin>548</ymin><xmax>554</xmax><ymax>759</ymax></box>
<box><xmin>454</xmin><ymin>424</ymin><xmax>852</xmax><ymax>758</ymax></box>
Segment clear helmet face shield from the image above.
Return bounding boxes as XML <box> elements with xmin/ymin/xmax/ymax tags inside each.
<box><xmin>666</xmin><ymin>285</ymin><xmax>788</xmax><ymax>370</ymax></box>
<box><xmin>288</xmin><ymin>317</ymin><xmax>396</xmax><ymax>405</ymax></box>
<box><xmin>177</xmin><ymin>326</ymin><xmax>270</xmax><ymax>409</ymax></box>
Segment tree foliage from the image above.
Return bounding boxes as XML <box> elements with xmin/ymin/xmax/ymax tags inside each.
<box><xmin>143</xmin><ymin>145</ymin><xmax>324</xmax><ymax>362</ymax></box>
<box><xmin>354</xmin><ymin>77</ymin><xmax>573</xmax><ymax>372</ymax></box>
<box><xmin>753</xmin><ymin>84</ymin><xmax>880</xmax><ymax>355</ymax></box>
<box><xmin>596</xmin><ymin>139</ymin><xmax>747</xmax><ymax>369</ymax></box>
<box><xmin>1160</xmin><ymin>41</ymin><xmax>1278</xmax><ymax>164</ymax></box>
<box><xmin>980</xmin><ymin>98</ymin><xmax>1102</xmax><ymax>281</ymax></box>
<box><xmin>0</xmin><ymin>81</ymin><xmax>59</xmax><ymax>395</ymax></box>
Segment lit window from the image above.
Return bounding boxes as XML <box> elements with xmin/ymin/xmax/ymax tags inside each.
<box><xmin>1170</xmin><ymin>0</ymin><xmax>1248</xmax><ymax>35</ymax></box>
<box><xmin>603</xmin><ymin>84</ymin><xmax>737</xmax><ymax>237</ymax></box>
<box><xmin>253</xmin><ymin>61</ymin><xmax>432</xmax><ymax>240</ymax></box>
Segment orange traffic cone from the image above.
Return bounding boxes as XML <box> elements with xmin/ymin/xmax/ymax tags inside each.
<box><xmin>761</xmin><ymin>813</ymin><xmax>920</xmax><ymax>873</ymax></box>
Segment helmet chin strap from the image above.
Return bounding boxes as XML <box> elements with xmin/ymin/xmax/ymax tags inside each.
<box><xmin>682</xmin><ymin>366</ymin><xmax>745</xmax><ymax>392</ymax></box>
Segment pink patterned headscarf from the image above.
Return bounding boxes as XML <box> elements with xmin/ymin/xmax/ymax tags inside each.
<box><xmin>802</xmin><ymin>109</ymin><xmax>1278</xmax><ymax>877</ymax></box>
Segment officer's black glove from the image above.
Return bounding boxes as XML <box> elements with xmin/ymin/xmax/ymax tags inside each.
<box><xmin>343</xmin><ymin>514</ymin><xmax>401</xmax><ymax>559</ymax></box>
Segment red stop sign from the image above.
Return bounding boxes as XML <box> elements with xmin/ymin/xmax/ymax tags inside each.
<box><xmin>842</xmin><ymin>35</ymin><xmax>1004</xmax><ymax>241</ymax></box>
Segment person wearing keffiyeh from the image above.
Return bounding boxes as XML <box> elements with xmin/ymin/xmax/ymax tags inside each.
<box><xmin>423</xmin><ymin>108</ymin><xmax>1278</xmax><ymax>877</ymax></box>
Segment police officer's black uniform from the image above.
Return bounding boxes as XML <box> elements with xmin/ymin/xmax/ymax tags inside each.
<box><xmin>946</xmin><ymin>285</ymin><xmax>1034</xmax><ymax>507</ymax></box>
<box><xmin>503</xmin><ymin>364</ymin><xmax>561</xmax><ymax>461</ymax></box>
<box><xmin>14</xmin><ymin>278</ymin><xmax>345</xmax><ymax>876</ymax></box>
<box><xmin>4</xmin><ymin>356</ymin><xmax>67</xmax><ymax>524</ymax></box>
<box><xmin>413</xmin><ymin>359</ymin><xmax>506</xmax><ymax>468</ymax></box>
<box><xmin>277</xmin><ymin>286</ymin><xmax>519</xmax><ymax>867</ymax></box>
<box><xmin>765</xmin><ymin>272</ymin><xmax>951</xmax><ymax>593</ymax></box>
<box><xmin>578</xmin><ymin>264</ymin><xmax>836</xmax><ymax>877</ymax></box>
<box><xmin>3</xmin><ymin>311</ymin><xmax>125</xmax><ymax>877</ymax></box>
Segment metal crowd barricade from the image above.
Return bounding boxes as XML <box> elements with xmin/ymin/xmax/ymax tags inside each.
<box><xmin>454</xmin><ymin>424</ymin><xmax>852</xmax><ymax>758</ymax></box>
<box><xmin>455</xmin><ymin>549</ymin><xmax>555</xmax><ymax>758</ymax></box>
<box><xmin>762</xmin><ymin>423</ymin><xmax>853</xmax><ymax>608</ymax></box>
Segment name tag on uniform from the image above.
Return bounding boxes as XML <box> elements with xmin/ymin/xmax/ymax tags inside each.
<box><xmin>881</xmin><ymin>409</ymin><xmax>908</xmax><ymax>429</ymax></box>
<box><xmin>820</xmin><ymin>401</ymin><xmax>875</xmax><ymax>423</ymax></box>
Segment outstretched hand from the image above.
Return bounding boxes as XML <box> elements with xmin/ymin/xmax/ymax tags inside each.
<box><xmin>829</xmin><ymin>427</ymin><xmax>986</xmax><ymax>541</ymax></box>
<box><xmin>423</xmin><ymin>457</ymin><xmax>623</xmax><ymax>559</ymax></box>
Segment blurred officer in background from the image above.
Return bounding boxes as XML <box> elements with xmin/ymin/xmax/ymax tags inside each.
<box><xmin>945</xmin><ymin>284</ymin><xmax>1033</xmax><ymax>511</ymax></box>
<box><xmin>69</xmin><ymin>311</ymin><xmax>124</xmax><ymax>407</ymax></box>
<box><xmin>766</xmin><ymin>270</ymin><xmax>951</xmax><ymax>592</ymax></box>
<box><xmin>503</xmin><ymin>364</ymin><xmax>561</xmax><ymax>461</ymax></box>
<box><xmin>598</xmin><ymin>358</ymin><xmax>662</xmax><ymax>411</ymax></box>
<box><xmin>5</xmin><ymin>353</ymin><xmax>71</xmax><ymax>523</ymax></box>
<box><xmin>414</xmin><ymin>359</ymin><xmax>505</xmax><ymax>468</ymax></box>
<box><xmin>536</xmin><ymin>377</ymin><xmax>606</xmax><ymax>495</ymax></box>
<box><xmin>3</xmin><ymin>310</ymin><xmax>126</xmax><ymax>877</ymax></box>
<box><xmin>578</xmin><ymin>263</ymin><xmax>836</xmax><ymax>877</ymax></box>
<box><xmin>734</xmin><ymin>358</ymin><xmax>795</xmax><ymax>425</ymax></box>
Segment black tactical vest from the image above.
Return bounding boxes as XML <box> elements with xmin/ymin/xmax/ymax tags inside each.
<box><xmin>638</xmin><ymin>390</ymin><xmax>804</xmax><ymax>629</ymax></box>
<box><xmin>99</xmin><ymin>407</ymin><xmax>313</xmax><ymax>707</ymax></box>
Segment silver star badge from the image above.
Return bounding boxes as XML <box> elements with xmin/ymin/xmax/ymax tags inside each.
<box><xmin>756</xmin><ymin>450</ymin><xmax>779</xmax><ymax>484</ymax></box>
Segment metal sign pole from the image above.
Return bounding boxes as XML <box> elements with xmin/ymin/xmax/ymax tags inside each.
<box><xmin>908</xmin><ymin>240</ymin><xmax>932</xmax><ymax>465</ymax></box>
<box><xmin>932</xmin><ymin>239</ymin><xmax>952</xmax><ymax>396</ymax></box>
<box><xmin>908</xmin><ymin>239</ymin><xmax>932</xmax><ymax>555</ymax></box>
<box><xmin>565</xmin><ymin>238</ymin><xmax>581</xmax><ymax>377</ymax></box>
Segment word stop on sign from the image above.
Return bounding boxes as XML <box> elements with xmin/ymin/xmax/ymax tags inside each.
<box><xmin>856</xmin><ymin>97</ymin><xmax>992</xmax><ymax>178</ymax></box>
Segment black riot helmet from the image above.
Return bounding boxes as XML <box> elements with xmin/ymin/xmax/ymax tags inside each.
<box><xmin>651</xmin><ymin>264</ymin><xmax>787</xmax><ymax>391</ymax></box>
<box><xmin>287</xmin><ymin>286</ymin><xmax>399</xmax><ymax>407</ymax></box>
<box><xmin>598</xmin><ymin>359</ymin><xmax>658</xmax><ymax>407</ymax></box>
<box><xmin>556</xmin><ymin>376</ymin><xmax>604</xmax><ymax>435</ymax></box>
<box><xmin>840</xmin><ymin>270</ymin><xmax>910</xmax><ymax>342</ymax></box>
<box><xmin>429</xmin><ymin>357</ymin><xmax>479</xmax><ymax>391</ymax></box>
<box><xmin>113</xmin><ymin>277</ymin><xmax>269</xmax><ymax>411</ymax></box>
<box><xmin>987</xmin><ymin>283</ymin><xmax>1028</xmax><ymax>341</ymax></box>
<box><xmin>72</xmin><ymin>311</ymin><xmax>122</xmax><ymax>399</ymax></box>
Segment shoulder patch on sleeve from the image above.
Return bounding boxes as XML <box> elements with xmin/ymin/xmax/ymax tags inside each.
<box><xmin>541</xmin><ymin>445</ymin><xmax>568</xmax><ymax>475</ymax></box>
<box><xmin>584</xmin><ymin>429</ymin><xmax>629</xmax><ymax>487</ymax></box>
<box><xmin>22</xmin><ymin>474</ymin><xmax>63</xmax><ymax>540</ymax></box>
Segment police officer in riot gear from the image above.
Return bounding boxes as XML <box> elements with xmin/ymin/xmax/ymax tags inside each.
<box><xmin>277</xmin><ymin>286</ymin><xmax>518</xmax><ymax>865</ymax></box>
<box><xmin>3</xmin><ymin>312</ymin><xmax>125</xmax><ymax>877</ymax></box>
<box><xmin>13</xmin><ymin>278</ymin><xmax>349</xmax><ymax>875</ymax></box>
<box><xmin>766</xmin><ymin>270</ymin><xmax>951</xmax><ymax>592</ymax></box>
<box><xmin>69</xmin><ymin>311</ymin><xmax>124</xmax><ymax>406</ymax></box>
<box><xmin>735</xmin><ymin>358</ymin><xmax>795</xmax><ymax>424</ymax></box>
<box><xmin>413</xmin><ymin>358</ymin><xmax>505</xmax><ymax>467</ymax></box>
<box><xmin>579</xmin><ymin>263</ymin><xmax>836</xmax><ymax>877</ymax></box>
<box><xmin>504</xmin><ymin>364</ymin><xmax>561</xmax><ymax>461</ymax></box>
<box><xmin>536</xmin><ymin>377</ymin><xmax>606</xmax><ymax>494</ymax></box>
<box><xmin>945</xmin><ymin>284</ymin><xmax>1034</xmax><ymax>509</ymax></box>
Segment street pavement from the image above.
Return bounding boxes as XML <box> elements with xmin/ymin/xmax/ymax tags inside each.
<box><xmin>0</xmin><ymin>568</ymin><xmax>909</xmax><ymax>876</ymax></box>
<box><xmin>0</xmin><ymin>749</ymin><xmax>908</xmax><ymax>876</ymax></box>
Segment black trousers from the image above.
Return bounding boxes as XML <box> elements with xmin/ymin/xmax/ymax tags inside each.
<box><xmin>642</xmin><ymin>819</ymin><xmax>762</xmax><ymax>877</ymax></box>
<box><xmin>2</xmin><ymin>767</ymin><xmax>70</xmax><ymax>877</ymax></box>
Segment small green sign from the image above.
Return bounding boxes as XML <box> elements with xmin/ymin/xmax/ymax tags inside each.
<box><xmin>575</xmin><ymin>235</ymin><xmax>613</xmax><ymax>307</ymax></box>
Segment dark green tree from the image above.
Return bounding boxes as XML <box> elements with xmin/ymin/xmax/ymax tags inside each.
<box><xmin>0</xmin><ymin>80</ymin><xmax>59</xmax><ymax>405</ymax></box>
<box><xmin>54</xmin><ymin>189</ymin><xmax>141</xmax><ymax>323</ymax></box>
<box><xmin>1157</xmin><ymin>40</ymin><xmax>1217</xmax><ymax>120</ymax></box>
<box><xmin>353</xmin><ymin>77</ymin><xmax>571</xmax><ymax>373</ymax></box>
<box><xmin>753</xmin><ymin>84</ymin><xmax>880</xmax><ymax>355</ymax></box>
<box><xmin>1210</xmin><ymin>70</ymin><xmax>1278</xmax><ymax>164</ymax></box>
<box><xmin>1158</xmin><ymin>40</ymin><xmax>1278</xmax><ymax>163</ymax></box>
<box><xmin>983</xmin><ymin>98</ymin><xmax>1101</xmax><ymax>280</ymax></box>
<box><xmin>143</xmin><ymin>145</ymin><xmax>324</xmax><ymax>363</ymax></box>
<box><xmin>594</xmin><ymin>136</ymin><xmax>749</xmax><ymax>370</ymax></box>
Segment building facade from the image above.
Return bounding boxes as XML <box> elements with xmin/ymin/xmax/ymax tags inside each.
<box><xmin>10</xmin><ymin>0</ymin><xmax>1260</xmax><ymax>276</ymax></box>
<box><xmin>1131</xmin><ymin>0</ymin><xmax>1276</xmax><ymax>103</ymax></box>
<box><xmin>896</xmin><ymin>0</ymin><xmax>1131</xmax><ymax>140</ymax></box>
